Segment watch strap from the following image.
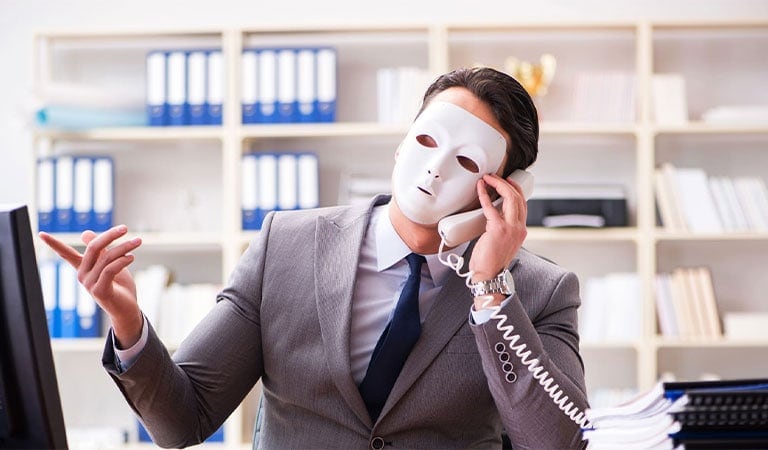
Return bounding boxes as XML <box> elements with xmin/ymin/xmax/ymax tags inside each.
<box><xmin>469</xmin><ymin>268</ymin><xmax>514</xmax><ymax>297</ymax></box>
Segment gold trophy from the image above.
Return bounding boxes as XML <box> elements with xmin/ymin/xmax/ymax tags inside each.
<box><xmin>504</xmin><ymin>53</ymin><xmax>557</xmax><ymax>98</ymax></box>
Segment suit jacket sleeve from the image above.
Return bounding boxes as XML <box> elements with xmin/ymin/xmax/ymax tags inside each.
<box><xmin>101</xmin><ymin>214</ymin><xmax>274</xmax><ymax>448</ymax></box>
<box><xmin>471</xmin><ymin>270</ymin><xmax>588</xmax><ymax>450</ymax></box>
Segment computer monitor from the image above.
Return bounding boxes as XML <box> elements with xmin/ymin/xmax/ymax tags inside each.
<box><xmin>0</xmin><ymin>204</ymin><xmax>68</xmax><ymax>449</ymax></box>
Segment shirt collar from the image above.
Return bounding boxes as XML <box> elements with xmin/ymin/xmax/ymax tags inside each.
<box><xmin>374</xmin><ymin>203</ymin><xmax>411</xmax><ymax>272</ymax></box>
<box><xmin>374</xmin><ymin>203</ymin><xmax>470</xmax><ymax>287</ymax></box>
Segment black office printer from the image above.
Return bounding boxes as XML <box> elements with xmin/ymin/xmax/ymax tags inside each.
<box><xmin>526</xmin><ymin>184</ymin><xmax>628</xmax><ymax>227</ymax></box>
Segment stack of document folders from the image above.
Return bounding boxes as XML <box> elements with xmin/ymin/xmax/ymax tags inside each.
<box><xmin>149</xmin><ymin>46</ymin><xmax>339</xmax><ymax>126</ymax></box>
<box><xmin>146</xmin><ymin>49</ymin><xmax>224</xmax><ymax>126</ymax></box>
<box><xmin>241</xmin><ymin>47</ymin><xmax>337</xmax><ymax>124</ymax></box>
<box><xmin>583</xmin><ymin>378</ymin><xmax>768</xmax><ymax>449</ymax></box>
<box><xmin>37</xmin><ymin>155</ymin><xmax>114</xmax><ymax>233</ymax></box>
<box><xmin>39</xmin><ymin>259</ymin><xmax>101</xmax><ymax>339</ymax></box>
<box><xmin>241</xmin><ymin>151</ymin><xmax>320</xmax><ymax>230</ymax></box>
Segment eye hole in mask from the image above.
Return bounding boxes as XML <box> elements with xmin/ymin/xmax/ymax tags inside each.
<box><xmin>416</xmin><ymin>134</ymin><xmax>438</xmax><ymax>148</ymax></box>
<box><xmin>456</xmin><ymin>155</ymin><xmax>479</xmax><ymax>173</ymax></box>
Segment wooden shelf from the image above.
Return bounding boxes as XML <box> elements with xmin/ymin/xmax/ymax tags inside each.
<box><xmin>653</xmin><ymin>122</ymin><xmax>768</xmax><ymax>135</ymax></box>
<box><xmin>654</xmin><ymin>229</ymin><xmax>768</xmax><ymax>242</ymax></box>
<box><xmin>44</xmin><ymin>231</ymin><xmax>225</xmax><ymax>250</ymax></box>
<box><xmin>655</xmin><ymin>337</ymin><xmax>768</xmax><ymax>348</ymax></box>
<box><xmin>581</xmin><ymin>342</ymin><xmax>641</xmax><ymax>351</ymax></box>
<box><xmin>33</xmin><ymin>126</ymin><xmax>225</xmax><ymax>141</ymax></box>
<box><xmin>51</xmin><ymin>338</ymin><xmax>180</xmax><ymax>353</ymax></box>
<box><xmin>540</xmin><ymin>122</ymin><xmax>638</xmax><ymax>135</ymax></box>
<box><xmin>51</xmin><ymin>338</ymin><xmax>105</xmax><ymax>352</ymax></box>
<box><xmin>239</xmin><ymin>122</ymin><xmax>409</xmax><ymax>139</ymax></box>
<box><xmin>527</xmin><ymin>227</ymin><xmax>638</xmax><ymax>242</ymax></box>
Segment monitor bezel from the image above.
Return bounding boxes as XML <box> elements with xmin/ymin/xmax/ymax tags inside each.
<box><xmin>0</xmin><ymin>204</ymin><xmax>68</xmax><ymax>449</ymax></box>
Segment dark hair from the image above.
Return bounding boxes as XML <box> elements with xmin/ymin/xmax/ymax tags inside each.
<box><xmin>417</xmin><ymin>67</ymin><xmax>539</xmax><ymax>176</ymax></box>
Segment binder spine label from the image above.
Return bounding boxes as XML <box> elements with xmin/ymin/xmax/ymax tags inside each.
<box><xmin>206</xmin><ymin>50</ymin><xmax>224</xmax><ymax>125</ymax></box>
<box><xmin>92</xmin><ymin>157</ymin><xmax>114</xmax><ymax>232</ymax></box>
<box><xmin>241</xmin><ymin>153</ymin><xmax>259</xmax><ymax>230</ymax></box>
<box><xmin>257</xmin><ymin>50</ymin><xmax>278</xmax><ymax>123</ymax></box>
<box><xmin>257</xmin><ymin>153</ymin><xmax>278</xmax><ymax>227</ymax></box>
<box><xmin>316</xmin><ymin>48</ymin><xmax>337</xmax><ymax>123</ymax></box>
<box><xmin>298</xmin><ymin>153</ymin><xmax>320</xmax><ymax>209</ymax></box>
<box><xmin>55</xmin><ymin>156</ymin><xmax>74</xmax><ymax>232</ymax></box>
<box><xmin>37</xmin><ymin>158</ymin><xmax>55</xmax><ymax>232</ymax></box>
<box><xmin>277</xmin><ymin>49</ymin><xmax>298</xmax><ymax>123</ymax></box>
<box><xmin>167</xmin><ymin>51</ymin><xmax>188</xmax><ymax>126</ymax></box>
<box><xmin>242</xmin><ymin>49</ymin><xmax>259</xmax><ymax>124</ymax></box>
<box><xmin>73</xmin><ymin>157</ymin><xmax>94</xmax><ymax>231</ymax></box>
<box><xmin>58</xmin><ymin>263</ymin><xmax>78</xmax><ymax>338</ymax></box>
<box><xmin>296</xmin><ymin>49</ymin><xmax>317</xmax><ymax>123</ymax></box>
<box><xmin>77</xmin><ymin>284</ymin><xmax>101</xmax><ymax>337</ymax></box>
<box><xmin>277</xmin><ymin>153</ymin><xmax>298</xmax><ymax>211</ymax></box>
<box><xmin>187</xmin><ymin>50</ymin><xmax>207</xmax><ymax>125</ymax></box>
<box><xmin>146</xmin><ymin>51</ymin><xmax>167</xmax><ymax>126</ymax></box>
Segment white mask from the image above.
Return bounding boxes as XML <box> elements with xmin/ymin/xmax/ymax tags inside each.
<box><xmin>392</xmin><ymin>101</ymin><xmax>507</xmax><ymax>225</ymax></box>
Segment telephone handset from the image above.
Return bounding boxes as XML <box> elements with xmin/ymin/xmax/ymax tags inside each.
<box><xmin>438</xmin><ymin>169</ymin><xmax>535</xmax><ymax>247</ymax></box>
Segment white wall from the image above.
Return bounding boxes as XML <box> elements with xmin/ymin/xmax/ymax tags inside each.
<box><xmin>1</xmin><ymin>0</ymin><xmax>767</xmax><ymax>204</ymax></box>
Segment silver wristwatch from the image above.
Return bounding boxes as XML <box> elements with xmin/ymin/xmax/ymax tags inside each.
<box><xmin>469</xmin><ymin>268</ymin><xmax>515</xmax><ymax>297</ymax></box>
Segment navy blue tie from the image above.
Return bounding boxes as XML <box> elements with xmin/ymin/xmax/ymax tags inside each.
<box><xmin>359</xmin><ymin>253</ymin><xmax>426</xmax><ymax>422</ymax></box>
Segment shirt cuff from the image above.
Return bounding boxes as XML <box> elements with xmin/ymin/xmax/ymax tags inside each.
<box><xmin>113</xmin><ymin>314</ymin><xmax>149</xmax><ymax>372</ymax></box>
<box><xmin>470</xmin><ymin>296</ymin><xmax>513</xmax><ymax>324</ymax></box>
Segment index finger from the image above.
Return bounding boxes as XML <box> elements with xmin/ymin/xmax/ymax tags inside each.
<box><xmin>38</xmin><ymin>231</ymin><xmax>83</xmax><ymax>268</ymax></box>
<box><xmin>477</xmin><ymin>178</ymin><xmax>502</xmax><ymax>222</ymax></box>
<box><xmin>484</xmin><ymin>173</ymin><xmax>520</xmax><ymax>198</ymax></box>
<box><xmin>483</xmin><ymin>174</ymin><xmax>525</xmax><ymax>223</ymax></box>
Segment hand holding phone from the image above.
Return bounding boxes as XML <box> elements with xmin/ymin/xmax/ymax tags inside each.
<box><xmin>438</xmin><ymin>170</ymin><xmax>534</xmax><ymax>247</ymax></box>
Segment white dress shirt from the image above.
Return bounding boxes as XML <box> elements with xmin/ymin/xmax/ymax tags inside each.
<box><xmin>348</xmin><ymin>203</ymin><xmax>469</xmax><ymax>383</ymax></box>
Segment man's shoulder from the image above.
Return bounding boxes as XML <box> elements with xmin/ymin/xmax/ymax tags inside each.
<box><xmin>273</xmin><ymin>204</ymin><xmax>352</xmax><ymax>223</ymax></box>
<box><xmin>270</xmin><ymin>195</ymin><xmax>390</xmax><ymax>231</ymax></box>
<box><xmin>514</xmin><ymin>248</ymin><xmax>581</xmax><ymax>311</ymax></box>
<box><xmin>514</xmin><ymin>247</ymin><xmax>572</xmax><ymax>282</ymax></box>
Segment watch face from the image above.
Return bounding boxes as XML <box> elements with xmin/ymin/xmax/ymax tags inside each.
<box><xmin>502</xmin><ymin>269</ymin><xmax>514</xmax><ymax>288</ymax></box>
<box><xmin>500</xmin><ymin>269</ymin><xmax>514</xmax><ymax>293</ymax></box>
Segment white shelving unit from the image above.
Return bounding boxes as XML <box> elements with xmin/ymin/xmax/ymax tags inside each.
<box><xmin>30</xmin><ymin>20</ymin><xmax>768</xmax><ymax>447</ymax></box>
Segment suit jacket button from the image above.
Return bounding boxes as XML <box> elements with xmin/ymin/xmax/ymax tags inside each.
<box><xmin>370</xmin><ymin>436</ymin><xmax>386</xmax><ymax>449</ymax></box>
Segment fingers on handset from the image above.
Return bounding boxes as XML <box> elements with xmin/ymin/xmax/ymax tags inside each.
<box><xmin>482</xmin><ymin>174</ymin><xmax>526</xmax><ymax>223</ymax></box>
<box><xmin>486</xmin><ymin>173</ymin><xmax>520</xmax><ymax>197</ymax></box>
<box><xmin>477</xmin><ymin>178</ymin><xmax>499</xmax><ymax>217</ymax></box>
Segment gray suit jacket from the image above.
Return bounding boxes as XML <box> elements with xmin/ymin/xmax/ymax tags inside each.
<box><xmin>103</xmin><ymin>195</ymin><xmax>588</xmax><ymax>449</ymax></box>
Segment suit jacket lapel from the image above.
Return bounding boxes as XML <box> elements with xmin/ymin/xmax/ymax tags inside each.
<box><xmin>314</xmin><ymin>198</ymin><xmax>385</xmax><ymax>428</ymax></box>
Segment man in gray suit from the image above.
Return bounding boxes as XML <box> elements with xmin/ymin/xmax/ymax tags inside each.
<box><xmin>41</xmin><ymin>67</ymin><xmax>589</xmax><ymax>449</ymax></box>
